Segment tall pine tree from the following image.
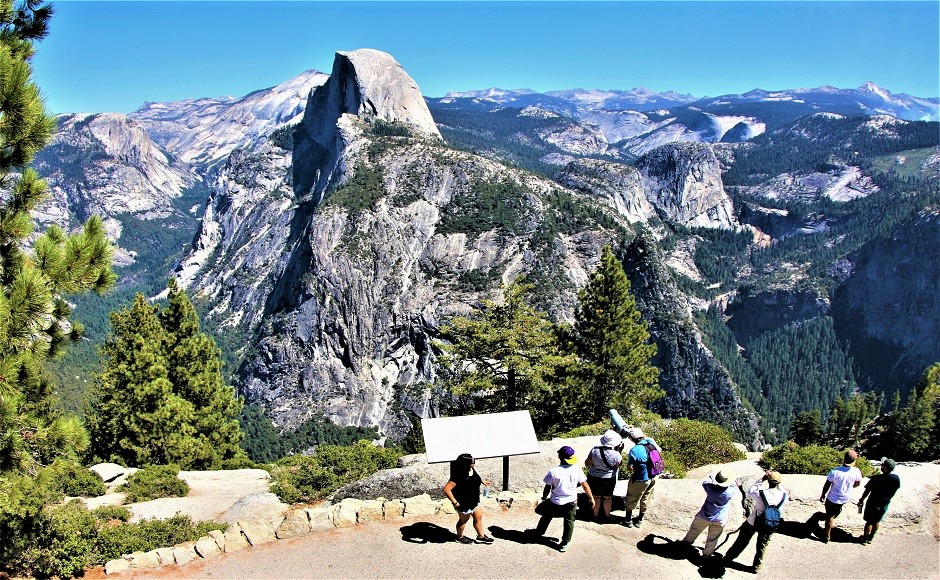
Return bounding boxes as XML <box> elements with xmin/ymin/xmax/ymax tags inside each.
<box><xmin>438</xmin><ymin>279</ymin><xmax>576</xmax><ymax>435</ymax></box>
<box><xmin>0</xmin><ymin>0</ymin><xmax>115</xmax><ymax>474</ymax></box>
<box><xmin>87</xmin><ymin>281</ymin><xmax>245</xmax><ymax>469</ymax></box>
<box><xmin>573</xmin><ymin>245</ymin><xmax>660</xmax><ymax>421</ymax></box>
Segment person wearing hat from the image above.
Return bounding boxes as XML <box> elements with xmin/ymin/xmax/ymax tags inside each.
<box><xmin>857</xmin><ymin>457</ymin><xmax>901</xmax><ymax>545</ymax></box>
<box><xmin>584</xmin><ymin>430</ymin><xmax>624</xmax><ymax>523</ymax></box>
<box><xmin>622</xmin><ymin>426</ymin><xmax>661</xmax><ymax>528</ymax></box>
<box><xmin>528</xmin><ymin>445</ymin><xmax>595</xmax><ymax>552</ymax></box>
<box><xmin>819</xmin><ymin>449</ymin><xmax>863</xmax><ymax>543</ymax></box>
<box><xmin>723</xmin><ymin>470</ymin><xmax>788</xmax><ymax>573</ymax></box>
<box><xmin>680</xmin><ymin>471</ymin><xmax>740</xmax><ymax>560</ymax></box>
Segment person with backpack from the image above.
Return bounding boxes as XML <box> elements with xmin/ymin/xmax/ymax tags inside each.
<box><xmin>857</xmin><ymin>457</ymin><xmax>901</xmax><ymax>545</ymax></box>
<box><xmin>621</xmin><ymin>426</ymin><xmax>663</xmax><ymax>528</ymax></box>
<box><xmin>723</xmin><ymin>470</ymin><xmax>788</xmax><ymax>573</ymax></box>
<box><xmin>680</xmin><ymin>470</ymin><xmax>740</xmax><ymax>561</ymax></box>
<box><xmin>584</xmin><ymin>430</ymin><xmax>624</xmax><ymax>523</ymax></box>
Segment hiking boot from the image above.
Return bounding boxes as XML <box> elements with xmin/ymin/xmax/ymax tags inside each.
<box><xmin>475</xmin><ymin>535</ymin><xmax>495</xmax><ymax>544</ymax></box>
<box><xmin>752</xmin><ymin>564</ymin><xmax>762</xmax><ymax>574</ymax></box>
<box><xmin>632</xmin><ymin>517</ymin><xmax>643</xmax><ymax>528</ymax></box>
<box><xmin>621</xmin><ymin>519</ymin><xmax>634</xmax><ymax>528</ymax></box>
<box><xmin>456</xmin><ymin>536</ymin><xmax>474</xmax><ymax>544</ymax></box>
<box><xmin>558</xmin><ymin>543</ymin><xmax>569</xmax><ymax>553</ymax></box>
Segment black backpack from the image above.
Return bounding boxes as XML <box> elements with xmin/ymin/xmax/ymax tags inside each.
<box><xmin>756</xmin><ymin>490</ymin><xmax>785</xmax><ymax>533</ymax></box>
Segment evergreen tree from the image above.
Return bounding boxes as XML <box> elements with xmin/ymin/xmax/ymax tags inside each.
<box><xmin>438</xmin><ymin>279</ymin><xmax>576</xmax><ymax>435</ymax></box>
<box><xmin>890</xmin><ymin>362</ymin><xmax>939</xmax><ymax>460</ymax></box>
<box><xmin>790</xmin><ymin>409</ymin><xmax>822</xmax><ymax>446</ymax></box>
<box><xmin>87</xmin><ymin>281</ymin><xmax>245</xmax><ymax>469</ymax></box>
<box><xmin>572</xmin><ymin>245</ymin><xmax>660</xmax><ymax>421</ymax></box>
<box><xmin>0</xmin><ymin>0</ymin><xmax>115</xmax><ymax>474</ymax></box>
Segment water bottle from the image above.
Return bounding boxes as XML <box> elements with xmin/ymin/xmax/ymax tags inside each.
<box><xmin>483</xmin><ymin>485</ymin><xmax>491</xmax><ymax>498</ymax></box>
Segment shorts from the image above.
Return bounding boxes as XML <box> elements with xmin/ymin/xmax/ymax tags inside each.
<box><xmin>863</xmin><ymin>503</ymin><xmax>889</xmax><ymax>524</ymax></box>
<box><xmin>587</xmin><ymin>475</ymin><xmax>617</xmax><ymax>496</ymax></box>
<box><xmin>824</xmin><ymin>499</ymin><xmax>845</xmax><ymax>518</ymax></box>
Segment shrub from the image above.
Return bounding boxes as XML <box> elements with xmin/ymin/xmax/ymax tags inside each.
<box><xmin>648</xmin><ymin>418</ymin><xmax>746</xmax><ymax>477</ymax></box>
<box><xmin>270</xmin><ymin>441</ymin><xmax>401</xmax><ymax>504</ymax></box>
<box><xmin>24</xmin><ymin>500</ymin><xmax>98</xmax><ymax>578</ymax></box>
<box><xmin>51</xmin><ymin>460</ymin><xmax>106</xmax><ymax>497</ymax></box>
<box><xmin>117</xmin><ymin>464</ymin><xmax>189</xmax><ymax>502</ymax></box>
<box><xmin>91</xmin><ymin>505</ymin><xmax>131</xmax><ymax>523</ymax></box>
<box><xmin>759</xmin><ymin>442</ymin><xmax>876</xmax><ymax>476</ymax></box>
<box><xmin>93</xmin><ymin>515</ymin><xmax>225</xmax><ymax>565</ymax></box>
<box><xmin>557</xmin><ymin>421</ymin><xmax>607</xmax><ymax>438</ymax></box>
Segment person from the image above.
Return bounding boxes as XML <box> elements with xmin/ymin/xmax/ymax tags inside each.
<box><xmin>442</xmin><ymin>453</ymin><xmax>494</xmax><ymax>544</ymax></box>
<box><xmin>857</xmin><ymin>457</ymin><xmax>901</xmax><ymax>545</ymax></box>
<box><xmin>819</xmin><ymin>449</ymin><xmax>862</xmax><ymax>543</ymax></box>
<box><xmin>529</xmin><ymin>445</ymin><xmax>595</xmax><ymax>552</ymax></box>
<box><xmin>584</xmin><ymin>430</ymin><xmax>623</xmax><ymax>523</ymax></box>
<box><xmin>622</xmin><ymin>426</ymin><xmax>660</xmax><ymax>528</ymax></box>
<box><xmin>681</xmin><ymin>471</ymin><xmax>739</xmax><ymax>560</ymax></box>
<box><xmin>723</xmin><ymin>470</ymin><xmax>788</xmax><ymax>573</ymax></box>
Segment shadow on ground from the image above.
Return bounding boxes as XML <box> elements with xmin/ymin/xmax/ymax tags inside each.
<box><xmin>488</xmin><ymin>526</ymin><xmax>561</xmax><ymax>549</ymax></box>
<box><xmin>400</xmin><ymin>522</ymin><xmax>455</xmax><ymax>544</ymax></box>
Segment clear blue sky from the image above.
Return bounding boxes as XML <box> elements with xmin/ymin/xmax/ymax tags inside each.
<box><xmin>33</xmin><ymin>1</ymin><xmax>940</xmax><ymax>115</ymax></box>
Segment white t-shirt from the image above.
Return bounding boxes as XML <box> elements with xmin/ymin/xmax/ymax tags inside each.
<box><xmin>745</xmin><ymin>481</ymin><xmax>788</xmax><ymax>526</ymax></box>
<box><xmin>543</xmin><ymin>464</ymin><xmax>587</xmax><ymax>505</ymax></box>
<box><xmin>826</xmin><ymin>465</ymin><xmax>862</xmax><ymax>504</ymax></box>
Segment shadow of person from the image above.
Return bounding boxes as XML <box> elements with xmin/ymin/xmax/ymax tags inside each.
<box><xmin>489</xmin><ymin>526</ymin><xmax>559</xmax><ymax>548</ymax></box>
<box><xmin>697</xmin><ymin>556</ymin><xmax>728</xmax><ymax>579</ymax></box>
<box><xmin>636</xmin><ymin>533</ymin><xmax>699</xmax><ymax>561</ymax></box>
<box><xmin>400</xmin><ymin>522</ymin><xmax>455</xmax><ymax>544</ymax></box>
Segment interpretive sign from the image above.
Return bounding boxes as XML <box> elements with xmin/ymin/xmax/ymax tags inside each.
<box><xmin>422</xmin><ymin>410</ymin><xmax>541</xmax><ymax>490</ymax></box>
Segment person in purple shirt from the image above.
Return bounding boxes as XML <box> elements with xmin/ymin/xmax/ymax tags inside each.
<box><xmin>680</xmin><ymin>471</ymin><xmax>740</xmax><ymax>559</ymax></box>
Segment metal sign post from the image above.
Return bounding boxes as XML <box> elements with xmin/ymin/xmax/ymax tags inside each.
<box><xmin>422</xmin><ymin>410</ymin><xmax>541</xmax><ymax>491</ymax></box>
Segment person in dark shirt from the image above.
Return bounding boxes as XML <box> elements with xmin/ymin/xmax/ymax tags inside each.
<box><xmin>443</xmin><ymin>453</ymin><xmax>494</xmax><ymax>544</ymax></box>
<box><xmin>857</xmin><ymin>457</ymin><xmax>901</xmax><ymax>545</ymax></box>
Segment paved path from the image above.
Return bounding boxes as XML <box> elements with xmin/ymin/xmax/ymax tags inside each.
<box><xmin>115</xmin><ymin>504</ymin><xmax>940</xmax><ymax>580</ymax></box>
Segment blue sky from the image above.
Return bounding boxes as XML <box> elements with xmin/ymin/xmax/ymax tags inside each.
<box><xmin>33</xmin><ymin>1</ymin><xmax>940</xmax><ymax>115</ymax></box>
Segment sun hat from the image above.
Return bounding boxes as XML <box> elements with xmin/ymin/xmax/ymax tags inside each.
<box><xmin>766</xmin><ymin>471</ymin><xmax>782</xmax><ymax>484</ymax></box>
<box><xmin>713</xmin><ymin>471</ymin><xmax>731</xmax><ymax>487</ymax></box>
<box><xmin>626</xmin><ymin>427</ymin><xmax>645</xmax><ymax>441</ymax></box>
<box><xmin>558</xmin><ymin>445</ymin><xmax>577</xmax><ymax>465</ymax></box>
<box><xmin>600</xmin><ymin>430</ymin><xmax>622</xmax><ymax>447</ymax></box>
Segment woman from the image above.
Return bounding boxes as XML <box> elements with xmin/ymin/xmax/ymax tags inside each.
<box><xmin>584</xmin><ymin>430</ymin><xmax>623</xmax><ymax>523</ymax></box>
<box><xmin>443</xmin><ymin>453</ymin><xmax>495</xmax><ymax>544</ymax></box>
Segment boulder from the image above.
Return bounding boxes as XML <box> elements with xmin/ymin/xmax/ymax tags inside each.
<box><xmin>154</xmin><ymin>547</ymin><xmax>175</xmax><ymax>566</ymax></box>
<box><xmin>104</xmin><ymin>559</ymin><xmax>130</xmax><ymax>575</ymax></box>
<box><xmin>402</xmin><ymin>494</ymin><xmax>438</xmax><ymax>517</ymax></box>
<box><xmin>332</xmin><ymin>499</ymin><xmax>364</xmax><ymax>527</ymax></box>
<box><xmin>306</xmin><ymin>505</ymin><xmax>335</xmax><ymax>531</ymax></box>
<box><xmin>208</xmin><ymin>529</ymin><xmax>225</xmax><ymax>551</ymax></box>
<box><xmin>172</xmin><ymin>545</ymin><xmax>198</xmax><ymax>566</ymax></box>
<box><xmin>223</xmin><ymin>529</ymin><xmax>250</xmax><ymax>553</ymax></box>
<box><xmin>276</xmin><ymin>509</ymin><xmax>312</xmax><ymax>538</ymax></box>
<box><xmin>194</xmin><ymin>536</ymin><xmax>222</xmax><ymax>559</ymax></box>
<box><xmin>239</xmin><ymin>520</ymin><xmax>277</xmax><ymax>547</ymax></box>
<box><xmin>356</xmin><ymin>500</ymin><xmax>384</xmax><ymax>524</ymax></box>
<box><xmin>126</xmin><ymin>550</ymin><xmax>160</xmax><ymax>569</ymax></box>
<box><xmin>383</xmin><ymin>500</ymin><xmax>405</xmax><ymax>521</ymax></box>
<box><xmin>219</xmin><ymin>491</ymin><xmax>288</xmax><ymax>528</ymax></box>
<box><xmin>89</xmin><ymin>463</ymin><xmax>129</xmax><ymax>483</ymax></box>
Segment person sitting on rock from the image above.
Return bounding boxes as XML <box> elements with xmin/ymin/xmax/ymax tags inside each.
<box><xmin>443</xmin><ymin>453</ymin><xmax>494</xmax><ymax>544</ymax></box>
<box><xmin>723</xmin><ymin>470</ymin><xmax>788</xmax><ymax>573</ymax></box>
<box><xmin>680</xmin><ymin>470</ymin><xmax>739</xmax><ymax>561</ymax></box>
<box><xmin>857</xmin><ymin>457</ymin><xmax>901</xmax><ymax>545</ymax></box>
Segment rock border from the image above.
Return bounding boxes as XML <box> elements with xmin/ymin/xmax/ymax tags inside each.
<box><xmin>104</xmin><ymin>491</ymin><xmax>533</xmax><ymax>575</ymax></box>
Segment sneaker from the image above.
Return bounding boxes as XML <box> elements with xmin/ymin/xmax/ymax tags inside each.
<box><xmin>632</xmin><ymin>518</ymin><xmax>643</xmax><ymax>528</ymax></box>
<box><xmin>622</xmin><ymin>519</ymin><xmax>634</xmax><ymax>528</ymax></box>
<box><xmin>558</xmin><ymin>544</ymin><xmax>569</xmax><ymax>553</ymax></box>
<box><xmin>475</xmin><ymin>535</ymin><xmax>495</xmax><ymax>544</ymax></box>
<box><xmin>456</xmin><ymin>536</ymin><xmax>474</xmax><ymax>544</ymax></box>
<box><xmin>863</xmin><ymin>537</ymin><xmax>872</xmax><ymax>545</ymax></box>
<box><xmin>752</xmin><ymin>564</ymin><xmax>762</xmax><ymax>574</ymax></box>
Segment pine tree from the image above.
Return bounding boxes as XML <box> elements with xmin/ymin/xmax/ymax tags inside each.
<box><xmin>438</xmin><ymin>279</ymin><xmax>576</xmax><ymax>435</ymax></box>
<box><xmin>87</xmin><ymin>281</ymin><xmax>245</xmax><ymax>469</ymax></box>
<box><xmin>890</xmin><ymin>362</ymin><xmax>939</xmax><ymax>460</ymax></box>
<box><xmin>790</xmin><ymin>409</ymin><xmax>822</xmax><ymax>446</ymax></box>
<box><xmin>572</xmin><ymin>245</ymin><xmax>660</xmax><ymax>421</ymax></box>
<box><xmin>0</xmin><ymin>0</ymin><xmax>115</xmax><ymax>474</ymax></box>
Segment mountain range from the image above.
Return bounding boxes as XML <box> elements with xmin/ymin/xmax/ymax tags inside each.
<box><xmin>31</xmin><ymin>51</ymin><xmax>940</xmax><ymax>450</ymax></box>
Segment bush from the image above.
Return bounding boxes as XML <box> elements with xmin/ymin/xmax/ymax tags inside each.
<box><xmin>25</xmin><ymin>500</ymin><xmax>98</xmax><ymax>578</ymax></box>
<box><xmin>51</xmin><ymin>460</ymin><xmax>106</xmax><ymax>497</ymax></box>
<box><xmin>91</xmin><ymin>505</ymin><xmax>131</xmax><ymax>523</ymax></box>
<box><xmin>117</xmin><ymin>464</ymin><xmax>189</xmax><ymax>502</ymax></box>
<box><xmin>270</xmin><ymin>441</ymin><xmax>401</xmax><ymax>504</ymax></box>
<box><xmin>648</xmin><ymin>418</ymin><xmax>746</xmax><ymax>478</ymax></box>
<box><xmin>93</xmin><ymin>514</ymin><xmax>225</xmax><ymax>565</ymax></box>
<box><xmin>759</xmin><ymin>442</ymin><xmax>876</xmax><ymax>476</ymax></box>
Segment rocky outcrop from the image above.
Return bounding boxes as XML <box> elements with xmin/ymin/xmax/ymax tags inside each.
<box><xmin>293</xmin><ymin>49</ymin><xmax>441</xmax><ymax>203</ymax></box>
<box><xmin>636</xmin><ymin>142</ymin><xmax>737</xmax><ymax>229</ymax></box>
<box><xmin>555</xmin><ymin>158</ymin><xmax>656</xmax><ymax>224</ymax></box>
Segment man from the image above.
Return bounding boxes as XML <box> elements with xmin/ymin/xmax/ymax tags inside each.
<box><xmin>723</xmin><ymin>470</ymin><xmax>788</xmax><ymax>573</ymax></box>
<box><xmin>529</xmin><ymin>445</ymin><xmax>595</xmax><ymax>552</ymax></box>
<box><xmin>819</xmin><ymin>449</ymin><xmax>863</xmax><ymax>543</ymax></box>
<box><xmin>857</xmin><ymin>457</ymin><xmax>901</xmax><ymax>545</ymax></box>
<box><xmin>681</xmin><ymin>471</ymin><xmax>739</xmax><ymax>560</ymax></box>
<box><xmin>622</xmin><ymin>426</ymin><xmax>660</xmax><ymax>528</ymax></box>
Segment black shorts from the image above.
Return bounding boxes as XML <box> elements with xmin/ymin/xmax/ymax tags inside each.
<box><xmin>863</xmin><ymin>503</ymin><xmax>889</xmax><ymax>524</ymax></box>
<box><xmin>825</xmin><ymin>499</ymin><xmax>845</xmax><ymax>518</ymax></box>
<box><xmin>587</xmin><ymin>475</ymin><xmax>616</xmax><ymax>496</ymax></box>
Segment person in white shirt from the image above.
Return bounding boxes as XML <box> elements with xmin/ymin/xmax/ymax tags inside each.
<box><xmin>723</xmin><ymin>470</ymin><xmax>788</xmax><ymax>573</ymax></box>
<box><xmin>819</xmin><ymin>449</ymin><xmax>863</xmax><ymax>543</ymax></box>
<box><xmin>528</xmin><ymin>446</ymin><xmax>595</xmax><ymax>552</ymax></box>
